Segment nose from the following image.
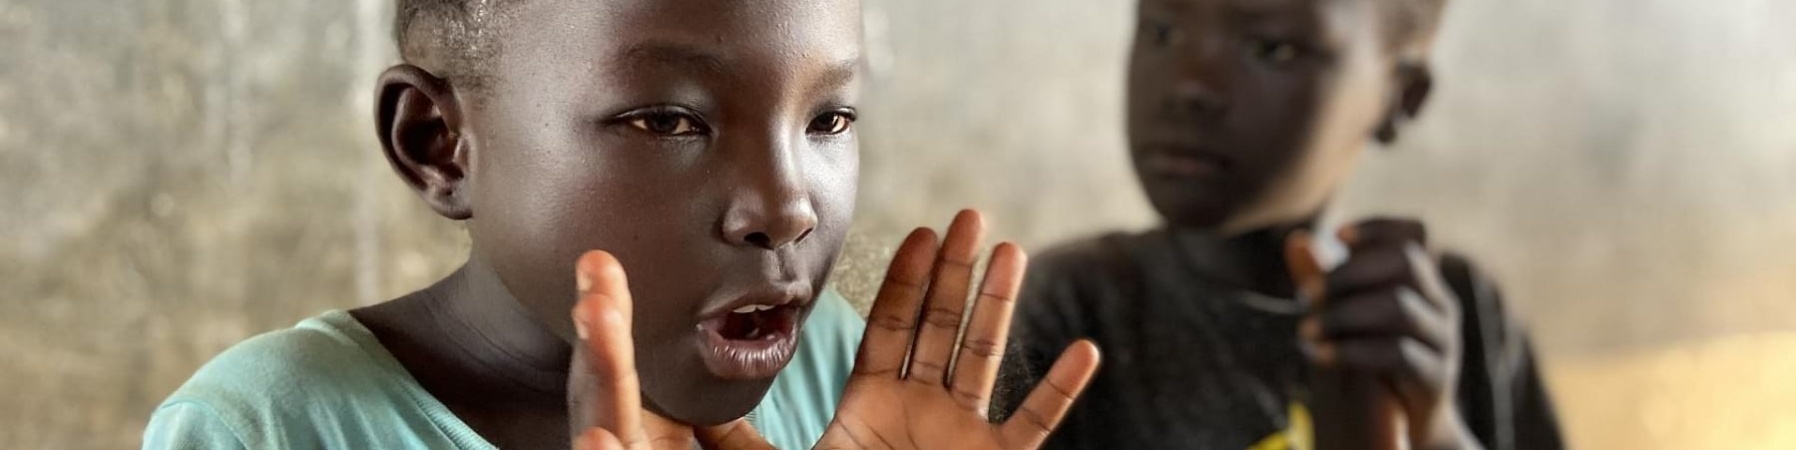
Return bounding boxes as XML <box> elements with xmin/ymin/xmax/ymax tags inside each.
<box><xmin>1165</xmin><ymin>78</ymin><xmax>1228</xmax><ymax>119</ymax></box>
<box><xmin>1163</xmin><ymin>37</ymin><xmax>1230</xmax><ymax>119</ymax></box>
<box><xmin>719</xmin><ymin>132</ymin><xmax>819</xmax><ymax>251</ymax></box>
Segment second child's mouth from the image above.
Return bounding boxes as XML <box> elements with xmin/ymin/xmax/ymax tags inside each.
<box><xmin>1144</xmin><ymin>147</ymin><xmax>1233</xmax><ymax>179</ymax></box>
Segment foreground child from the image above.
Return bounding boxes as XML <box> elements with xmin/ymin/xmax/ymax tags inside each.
<box><xmin>144</xmin><ymin>0</ymin><xmax>1097</xmax><ymax>448</ymax></box>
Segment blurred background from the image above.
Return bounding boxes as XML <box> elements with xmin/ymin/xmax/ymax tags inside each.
<box><xmin>2</xmin><ymin>0</ymin><xmax>1793</xmax><ymax>448</ymax></box>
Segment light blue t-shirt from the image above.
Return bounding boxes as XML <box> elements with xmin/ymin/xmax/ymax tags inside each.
<box><xmin>142</xmin><ymin>291</ymin><xmax>865</xmax><ymax>450</ymax></box>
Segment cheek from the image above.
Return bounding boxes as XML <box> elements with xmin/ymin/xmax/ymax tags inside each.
<box><xmin>1124</xmin><ymin>57</ymin><xmax>1168</xmax><ymax>122</ymax></box>
<box><xmin>1294</xmin><ymin>62</ymin><xmax>1388</xmax><ymax>176</ymax></box>
<box><xmin>466</xmin><ymin>121</ymin><xmax>710</xmax><ymax>332</ymax></box>
<box><xmin>1236</xmin><ymin>68</ymin><xmax>1385</xmax><ymax>226</ymax></box>
<box><xmin>1228</xmin><ymin>74</ymin><xmax>1330</xmax><ymax>178</ymax></box>
<box><xmin>807</xmin><ymin>138</ymin><xmax>860</xmax><ymax>244</ymax></box>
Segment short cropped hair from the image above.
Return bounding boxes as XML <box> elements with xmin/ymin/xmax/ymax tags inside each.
<box><xmin>1384</xmin><ymin>0</ymin><xmax>1447</xmax><ymax>61</ymax></box>
<box><xmin>394</xmin><ymin>0</ymin><xmax>515</xmax><ymax>85</ymax></box>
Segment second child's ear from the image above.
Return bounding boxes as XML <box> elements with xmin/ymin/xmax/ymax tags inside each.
<box><xmin>375</xmin><ymin>64</ymin><xmax>472</xmax><ymax>220</ymax></box>
<box><xmin>1374</xmin><ymin>64</ymin><xmax>1433</xmax><ymax>145</ymax></box>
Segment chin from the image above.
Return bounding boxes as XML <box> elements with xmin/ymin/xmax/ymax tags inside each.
<box><xmin>646</xmin><ymin>375</ymin><xmax>780</xmax><ymax>426</ymax></box>
<box><xmin>1145</xmin><ymin>190</ymin><xmax>1238</xmax><ymax>232</ymax></box>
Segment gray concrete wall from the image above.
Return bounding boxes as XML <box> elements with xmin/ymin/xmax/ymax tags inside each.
<box><xmin>3</xmin><ymin>0</ymin><xmax>1793</xmax><ymax>448</ymax></box>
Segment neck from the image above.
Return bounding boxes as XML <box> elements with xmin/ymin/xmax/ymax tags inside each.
<box><xmin>1166</xmin><ymin>218</ymin><xmax>1317</xmax><ymax>299</ymax></box>
<box><xmin>415</xmin><ymin>254</ymin><xmax>573</xmax><ymax>400</ymax></box>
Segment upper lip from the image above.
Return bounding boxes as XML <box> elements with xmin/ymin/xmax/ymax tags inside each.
<box><xmin>1140</xmin><ymin>138</ymin><xmax>1234</xmax><ymax>166</ymax></box>
<box><xmin>698</xmin><ymin>283</ymin><xmax>813</xmax><ymax>319</ymax></box>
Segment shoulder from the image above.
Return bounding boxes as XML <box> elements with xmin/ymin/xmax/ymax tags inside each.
<box><xmin>149</xmin><ymin>312</ymin><xmax>411</xmax><ymax>448</ymax></box>
<box><xmin>1010</xmin><ymin>231</ymin><xmax>1166</xmax><ymax>352</ymax></box>
<box><xmin>1025</xmin><ymin>230</ymin><xmax>1163</xmax><ymax>301</ymax></box>
<box><xmin>1433</xmin><ymin>253</ymin><xmax>1565</xmax><ymax>448</ymax></box>
<box><xmin>1436</xmin><ymin>252</ymin><xmax>1518</xmax><ymax>329</ymax></box>
<box><xmin>142</xmin><ymin>401</ymin><xmax>249</xmax><ymax>450</ymax></box>
<box><xmin>1434</xmin><ymin>251</ymin><xmax>1537</xmax><ymax>376</ymax></box>
<box><xmin>1029</xmin><ymin>230</ymin><xmax>1157</xmax><ymax>277</ymax></box>
<box><xmin>162</xmin><ymin>312</ymin><xmax>392</xmax><ymax>408</ymax></box>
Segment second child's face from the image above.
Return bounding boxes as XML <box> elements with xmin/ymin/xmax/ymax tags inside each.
<box><xmin>464</xmin><ymin>0</ymin><xmax>862</xmax><ymax>424</ymax></box>
<box><xmin>1128</xmin><ymin>0</ymin><xmax>1397</xmax><ymax>232</ymax></box>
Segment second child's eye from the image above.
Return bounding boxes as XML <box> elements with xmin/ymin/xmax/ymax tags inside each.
<box><xmin>807</xmin><ymin>111</ymin><xmax>855</xmax><ymax>135</ymax></box>
<box><xmin>1247</xmin><ymin>37</ymin><xmax>1303</xmax><ymax>64</ymax></box>
<box><xmin>626</xmin><ymin>112</ymin><xmax>706</xmax><ymax>136</ymax></box>
<box><xmin>1143</xmin><ymin>21</ymin><xmax>1180</xmax><ymax>47</ymax></box>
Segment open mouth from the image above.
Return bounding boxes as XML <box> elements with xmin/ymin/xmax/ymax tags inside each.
<box><xmin>715</xmin><ymin>303</ymin><xmax>798</xmax><ymax>341</ymax></box>
<box><xmin>695</xmin><ymin>301</ymin><xmax>802</xmax><ymax>380</ymax></box>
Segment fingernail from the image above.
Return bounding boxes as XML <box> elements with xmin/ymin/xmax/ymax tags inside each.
<box><xmin>573</xmin><ymin>301</ymin><xmax>592</xmax><ymax>341</ymax></box>
<box><xmin>1312</xmin><ymin>343</ymin><xmax>1337</xmax><ymax>366</ymax></box>
<box><xmin>1299</xmin><ymin>280</ymin><xmax>1325</xmax><ymax>305</ymax></box>
<box><xmin>576</xmin><ymin>266</ymin><xmax>593</xmax><ymax>294</ymax></box>
<box><xmin>1299</xmin><ymin>317</ymin><xmax>1321</xmax><ymax>340</ymax></box>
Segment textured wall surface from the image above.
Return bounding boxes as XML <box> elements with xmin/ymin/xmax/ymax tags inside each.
<box><xmin>2</xmin><ymin>0</ymin><xmax>1793</xmax><ymax>449</ymax></box>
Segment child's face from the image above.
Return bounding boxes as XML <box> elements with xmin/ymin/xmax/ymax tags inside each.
<box><xmin>1127</xmin><ymin>0</ymin><xmax>1403</xmax><ymax>232</ymax></box>
<box><xmin>463</xmin><ymin>0</ymin><xmax>861</xmax><ymax>424</ymax></box>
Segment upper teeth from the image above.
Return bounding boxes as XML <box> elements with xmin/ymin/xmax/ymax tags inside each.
<box><xmin>732</xmin><ymin>304</ymin><xmax>778</xmax><ymax>314</ymax></box>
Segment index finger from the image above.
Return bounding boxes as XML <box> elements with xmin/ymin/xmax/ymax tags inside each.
<box><xmin>571</xmin><ymin>251</ymin><xmax>647</xmax><ymax>447</ymax></box>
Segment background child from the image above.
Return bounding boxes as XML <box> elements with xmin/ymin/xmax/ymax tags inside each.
<box><xmin>999</xmin><ymin>0</ymin><xmax>1563</xmax><ymax>449</ymax></box>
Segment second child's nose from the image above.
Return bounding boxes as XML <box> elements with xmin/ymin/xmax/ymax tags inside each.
<box><xmin>1166</xmin><ymin>78</ymin><xmax>1228</xmax><ymax>119</ymax></box>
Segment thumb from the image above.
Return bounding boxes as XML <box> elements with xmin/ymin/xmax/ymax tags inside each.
<box><xmin>1284</xmin><ymin>229</ymin><xmax>1326</xmax><ymax>305</ymax></box>
<box><xmin>576</xmin><ymin>427</ymin><xmax>627</xmax><ymax>450</ymax></box>
<box><xmin>694</xmin><ymin>419</ymin><xmax>777</xmax><ymax>450</ymax></box>
<box><xmin>570</xmin><ymin>251</ymin><xmax>648</xmax><ymax>447</ymax></box>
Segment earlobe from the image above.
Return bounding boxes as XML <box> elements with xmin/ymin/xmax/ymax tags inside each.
<box><xmin>375</xmin><ymin>65</ymin><xmax>473</xmax><ymax>220</ymax></box>
<box><xmin>1375</xmin><ymin>63</ymin><xmax>1434</xmax><ymax>145</ymax></box>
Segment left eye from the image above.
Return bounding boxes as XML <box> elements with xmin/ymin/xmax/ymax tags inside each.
<box><xmin>807</xmin><ymin>111</ymin><xmax>855</xmax><ymax>135</ymax></box>
<box><xmin>1247</xmin><ymin>38</ymin><xmax>1303</xmax><ymax>64</ymax></box>
<box><xmin>627</xmin><ymin>113</ymin><xmax>705</xmax><ymax>136</ymax></box>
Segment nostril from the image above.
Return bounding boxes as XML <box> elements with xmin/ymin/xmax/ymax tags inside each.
<box><xmin>745</xmin><ymin>232</ymin><xmax>772</xmax><ymax>249</ymax></box>
<box><xmin>793</xmin><ymin>228</ymin><xmax>813</xmax><ymax>244</ymax></box>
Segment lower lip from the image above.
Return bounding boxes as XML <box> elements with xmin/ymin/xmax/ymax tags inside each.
<box><xmin>694</xmin><ymin>309</ymin><xmax>801</xmax><ymax>380</ymax></box>
<box><xmin>1146</xmin><ymin>152</ymin><xmax>1228</xmax><ymax>178</ymax></box>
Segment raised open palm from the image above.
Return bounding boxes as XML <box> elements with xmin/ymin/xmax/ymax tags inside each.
<box><xmin>816</xmin><ymin>210</ymin><xmax>1102</xmax><ymax>450</ymax></box>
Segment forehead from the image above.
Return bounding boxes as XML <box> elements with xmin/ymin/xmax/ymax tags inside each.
<box><xmin>497</xmin><ymin>0</ymin><xmax>863</xmax><ymax>72</ymax></box>
<box><xmin>1139</xmin><ymin>0</ymin><xmax>1392</xmax><ymax>49</ymax></box>
<box><xmin>1138</xmin><ymin>0</ymin><xmax>1375</xmax><ymax>25</ymax></box>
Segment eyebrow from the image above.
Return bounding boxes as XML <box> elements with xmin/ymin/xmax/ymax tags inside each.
<box><xmin>810</xmin><ymin>57</ymin><xmax>863</xmax><ymax>93</ymax></box>
<box><xmin>1223</xmin><ymin>0</ymin><xmax>1302</xmax><ymax>19</ymax></box>
<box><xmin>617</xmin><ymin>42</ymin><xmax>730</xmax><ymax>77</ymax></box>
<box><xmin>620</xmin><ymin>41</ymin><xmax>862</xmax><ymax>93</ymax></box>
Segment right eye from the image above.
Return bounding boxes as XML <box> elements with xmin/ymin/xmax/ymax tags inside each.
<box><xmin>1142</xmin><ymin>21</ymin><xmax>1180</xmax><ymax>47</ymax></box>
<box><xmin>624</xmin><ymin>110</ymin><xmax>707</xmax><ymax>137</ymax></box>
<box><xmin>1245</xmin><ymin>37</ymin><xmax>1304</xmax><ymax>65</ymax></box>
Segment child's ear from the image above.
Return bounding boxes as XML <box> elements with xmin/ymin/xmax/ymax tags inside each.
<box><xmin>1374</xmin><ymin>63</ymin><xmax>1433</xmax><ymax>145</ymax></box>
<box><xmin>375</xmin><ymin>64</ymin><xmax>472</xmax><ymax>220</ymax></box>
